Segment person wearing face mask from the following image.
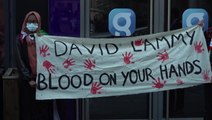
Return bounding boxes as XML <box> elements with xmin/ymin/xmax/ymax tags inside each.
<box><xmin>16</xmin><ymin>11</ymin><xmax>52</xmax><ymax>120</ymax></box>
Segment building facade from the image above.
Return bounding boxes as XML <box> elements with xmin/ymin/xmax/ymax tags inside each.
<box><xmin>2</xmin><ymin>0</ymin><xmax>212</xmax><ymax>120</ymax></box>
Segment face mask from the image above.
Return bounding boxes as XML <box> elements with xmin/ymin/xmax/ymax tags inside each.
<box><xmin>26</xmin><ymin>23</ymin><xmax>38</xmax><ymax>32</ymax></box>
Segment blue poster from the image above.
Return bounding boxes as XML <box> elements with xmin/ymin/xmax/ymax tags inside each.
<box><xmin>49</xmin><ymin>0</ymin><xmax>80</xmax><ymax>37</ymax></box>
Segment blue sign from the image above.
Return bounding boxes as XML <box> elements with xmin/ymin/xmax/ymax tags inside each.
<box><xmin>182</xmin><ymin>8</ymin><xmax>208</xmax><ymax>31</ymax></box>
<box><xmin>108</xmin><ymin>8</ymin><xmax>136</xmax><ymax>36</ymax></box>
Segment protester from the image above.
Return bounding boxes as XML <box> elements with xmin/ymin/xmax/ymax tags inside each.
<box><xmin>16</xmin><ymin>11</ymin><xmax>52</xmax><ymax>120</ymax></box>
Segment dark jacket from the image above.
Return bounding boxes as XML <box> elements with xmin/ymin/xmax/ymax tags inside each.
<box><xmin>16</xmin><ymin>35</ymin><xmax>35</xmax><ymax>81</ymax></box>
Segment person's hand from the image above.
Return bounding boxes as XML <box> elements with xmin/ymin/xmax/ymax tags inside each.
<box><xmin>28</xmin><ymin>80</ymin><xmax>36</xmax><ymax>88</ymax></box>
<box><xmin>198</xmin><ymin>20</ymin><xmax>204</xmax><ymax>27</ymax></box>
<box><xmin>26</xmin><ymin>34</ymin><xmax>35</xmax><ymax>46</ymax></box>
<box><xmin>37</xmin><ymin>33</ymin><xmax>43</xmax><ymax>37</ymax></box>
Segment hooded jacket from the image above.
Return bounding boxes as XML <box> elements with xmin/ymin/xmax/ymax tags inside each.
<box><xmin>16</xmin><ymin>11</ymin><xmax>41</xmax><ymax>81</ymax></box>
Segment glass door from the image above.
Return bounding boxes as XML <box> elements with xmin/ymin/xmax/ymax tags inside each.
<box><xmin>164</xmin><ymin>0</ymin><xmax>212</xmax><ymax>120</ymax></box>
<box><xmin>87</xmin><ymin>0</ymin><xmax>152</xmax><ymax>120</ymax></box>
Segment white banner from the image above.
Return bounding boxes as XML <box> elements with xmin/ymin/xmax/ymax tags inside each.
<box><xmin>36</xmin><ymin>25</ymin><xmax>211</xmax><ymax>100</ymax></box>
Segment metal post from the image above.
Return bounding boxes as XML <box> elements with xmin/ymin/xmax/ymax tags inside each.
<box><xmin>166</xmin><ymin>1</ymin><xmax>171</xmax><ymax>119</ymax></box>
<box><xmin>149</xmin><ymin>0</ymin><xmax>153</xmax><ymax>120</ymax></box>
<box><xmin>80</xmin><ymin>0</ymin><xmax>90</xmax><ymax>120</ymax></box>
<box><xmin>153</xmin><ymin>0</ymin><xmax>165</xmax><ymax>120</ymax></box>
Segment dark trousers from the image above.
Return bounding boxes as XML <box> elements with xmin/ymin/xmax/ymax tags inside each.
<box><xmin>19</xmin><ymin>79</ymin><xmax>53</xmax><ymax>120</ymax></box>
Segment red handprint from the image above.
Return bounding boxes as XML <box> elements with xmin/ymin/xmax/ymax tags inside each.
<box><xmin>176</xmin><ymin>79</ymin><xmax>184</xmax><ymax>85</ymax></box>
<box><xmin>135</xmin><ymin>39</ymin><xmax>144</xmax><ymax>46</ymax></box>
<box><xmin>157</xmin><ymin>50</ymin><xmax>169</xmax><ymax>62</ymax></box>
<box><xmin>122</xmin><ymin>52</ymin><xmax>134</xmax><ymax>64</ymax></box>
<box><xmin>202</xmin><ymin>70</ymin><xmax>210</xmax><ymax>81</ymax></box>
<box><xmin>91</xmin><ymin>82</ymin><xmax>102</xmax><ymax>94</ymax></box>
<box><xmin>194</xmin><ymin>41</ymin><xmax>204</xmax><ymax>53</ymax></box>
<box><xmin>43</xmin><ymin>60</ymin><xmax>55</xmax><ymax>74</ymax></box>
<box><xmin>84</xmin><ymin>58</ymin><xmax>95</xmax><ymax>70</ymax></box>
<box><xmin>39</xmin><ymin>45</ymin><xmax>50</xmax><ymax>57</ymax></box>
<box><xmin>63</xmin><ymin>58</ymin><xmax>75</xmax><ymax>69</ymax></box>
<box><xmin>152</xmin><ymin>77</ymin><xmax>166</xmax><ymax>89</ymax></box>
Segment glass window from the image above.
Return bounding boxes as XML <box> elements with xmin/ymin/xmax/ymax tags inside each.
<box><xmin>90</xmin><ymin>0</ymin><xmax>150</xmax><ymax>38</ymax></box>
<box><xmin>49</xmin><ymin>0</ymin><xmax>80</xmax><ymax>36</ymax></box>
